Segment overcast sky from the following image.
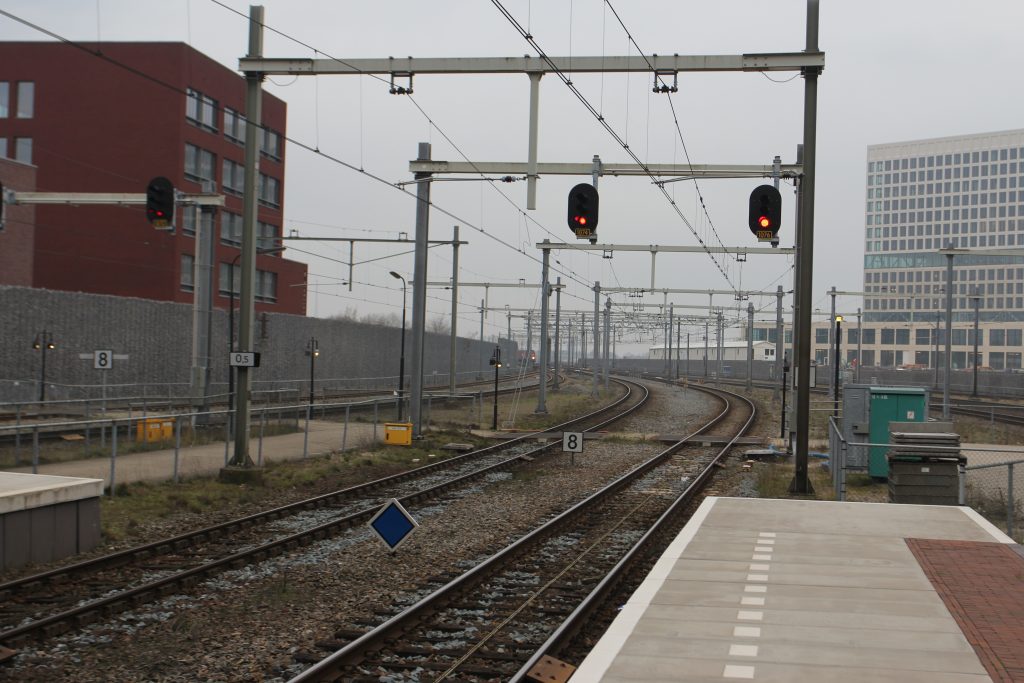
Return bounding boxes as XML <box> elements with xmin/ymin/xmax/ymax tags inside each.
<box><xmin>3</xmin><ymin>1</ymin><xmax>1023</xmax><ymax>356</ymax></box>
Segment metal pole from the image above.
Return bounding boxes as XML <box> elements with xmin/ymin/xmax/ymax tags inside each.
<box><xmin>592</xmin><ymin>282</ymin><xmax>600</xmax><ymax>396</ymax></box>
<box><xmin>972</xmin><ymin>292</ymin><xmax>980</xmax><ymax>397</ymax></box>
<box><xmin>747</xmin><ymin>303</ymin><xmax>754</xmax><ymax>391</ymax></box>
<box><xmin>668</xmin><ymin>304</ymin><xmax>674</xmax><ymax>378</ymax></box>
<box><xmin>676</xmin><ymin>320</ymin><xmax>682</xmax><ymax>379</ymax></box>
<box><xmin>856</xmin><ymin>307</ymin><xmax>863</xmax><ymax>384</ymax></box>
<box><xmin>943</xmin><ymin>252</ymin><xmax>954</xmax><ymax>420</ymax></box>
<box><xmin>790</xmin><ymin>0</ymin><xmax>819</xmax><ymax>495</ymax></box>
<box><xmin>716</xmin><ymin>310</ymin><xmax>723</xmax><ymax>384</ymax></box>
<box><xmin>449</xmin><ymin>226</ymin><xmax>460</xmax><ymax>396</ymax></box>
<box><xmin>833</xmin><ymin>317</ymin><xmax>842</xmax><ymax>419</ymax></box>
<box><xmin>230</xmin><ymin>5</ymin><xmax>264</xmax><ymax>469</ymax></box>
<box><xmin>409</xmin><ymin>142</ymin><xmax>433</xmax><ymax>438</ymax></box>
<box><xmin>704</xmin><ymin>321</ymin><xmax>709</xmax><ymax>378</ymax></box>
<box><xmin>775</xmin><ymin>285</ymin><xmax>784</xmax><ymax>392</ymax></box>
<box><xmin>603</xmin><ymin>297</ymin><xmax>611</xmax><ymax>390</ymax></box>
<box><xmin>686</xmin><ymin>331</ymin><xmax>690</xmax><ymax>378</ymax></box>
<box><xmin>492</xmin><ymin>347</ymin><xmax>500</xmax><ymax>430</ymax></box>
<box><xmin>1008</xmin><ymin>463</ymin><xmax>1015</xmax><ymax>539</ymax></box>
<box><xmin>554</xmin><ymin>276</ymin><xmax>562</xmax><ymax>390</ymax></box>
<box><xmin>308</xmin><ymin>337</ymin><xmax>317</xmax><ymax>405</ymax></box>
<box><xmin>781</xmin><ymin>357</ymin><xmax>789</xmax><ymax>439</ymax></box>
<box><xmin>829</xmin><ymin>285</ymin><xmax>837</xmax><ymax>400</ymax></box>
<box><xmin>536</xmin><ymin>242</ymin><xmax>551</xmax><ymax>413</ymax></box>
<box><xmin>522</xmin><ymin>71</ymin><xmax>543</xmax><ymax>210</ymax></box>
<box><xmin>480</xmin><ymin>300</ymin><xmax>486</xmax><ymax>379</ymax></box>
<box><xmin>393</xmin><ymin>274</ymin><xmax>407</xmax><ymax>421</ymax></box>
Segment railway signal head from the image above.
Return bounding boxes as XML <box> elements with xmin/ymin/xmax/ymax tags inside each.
<box><xmin>567</xmin><ymin>183</ymin><xmax>599</xmax><ymax>241</ymax></box>
<box><xmin>748</xmin><ymin>185</ymin><xmax>782</xmax><ymax>242</ymax></box>
<box><xmin>146</xmin><ymin>176</ymin><xmax>175</xmax><ymax>228</ymax></box>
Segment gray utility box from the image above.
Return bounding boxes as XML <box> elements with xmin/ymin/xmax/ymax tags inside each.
<box><xmin>839</xmin><ymin>385</ymin><xmax>930</xmax><ymax>472</ymax></box>
<box><xmin>888</xmin><ymin>456</ymin><xmax>964</xmax><ymax>505</ymax></box>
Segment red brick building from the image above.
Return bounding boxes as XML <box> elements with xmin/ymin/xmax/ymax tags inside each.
<box><xmin>0</xmin><ymin>41</ymin><xmax>306</xmax><ymax>314</ymax></box>
<box><xmin>0</xmin><ymin>156</ymin><xmax>37</xmax><ymax>286</ymax></box>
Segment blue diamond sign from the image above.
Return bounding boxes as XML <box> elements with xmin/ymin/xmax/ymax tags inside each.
<box><xmin>368</xmin><ymin>498</ymin><xmax>419</xmax><ymax>552</ymax></box>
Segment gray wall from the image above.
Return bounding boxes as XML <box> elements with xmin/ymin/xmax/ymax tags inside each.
<box><xmin>0</xmin><ymin>286</ymin><xmax>516</xmax><ymax>402</ymax></box>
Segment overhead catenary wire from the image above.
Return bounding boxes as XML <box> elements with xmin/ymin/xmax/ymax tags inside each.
<box><xmin>488</xmin><ymin>0</ymin><xmax>738</xmax><ymax>291</ymax></box>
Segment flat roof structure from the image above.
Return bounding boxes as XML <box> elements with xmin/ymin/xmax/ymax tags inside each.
<box><xmin>573</xmin><ymin>497</ymin><xmax>1019</xmax><ymax>682</ymax></box>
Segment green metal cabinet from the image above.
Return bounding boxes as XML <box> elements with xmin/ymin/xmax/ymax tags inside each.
<box><xmin>868</xmin><ymin>387</ymin><xmax>927</xmax><ymax>478</ymax></box>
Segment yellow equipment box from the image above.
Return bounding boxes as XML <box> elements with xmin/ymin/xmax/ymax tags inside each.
<box><xmin>383</xmin><ymin>422</ymin><xmax>413</xmax><ymax>446</ymax></box>
<box><xmin>137</xmin><ymin>417</ymin><xmax>175</xmax><ymax>442</ymax></box>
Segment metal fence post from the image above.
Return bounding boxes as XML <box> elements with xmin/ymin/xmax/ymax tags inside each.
<box><xmin>341</xmin><ymin>404</ymin><xmax>350</xmax><ymax>453</ymax></box>
<box><xmin>839</xmin><ymin>438</ymin><xmax>848</xmax><ymax>502</ymax></box>
<box><xmin>258</xmin><ymin>409</ymin><xmax>266</xmax><ymax>467</ymax></box>
<box><xmin>223</xmin><ymin>411</ymin><xmax>230</xmax><ymax>467</ymax></box>
<box><xmin>957</xmin><ymin>460</ymin><xmax>966</xmax><ymax>505</ymax></box>
<box><xmin>32</xmin><ymin>426</ymin><xmax>40</xmax><ymax>474</ymax></box>
<box><xmin>303</xmin><ymin>404</ymin><xmax>311</xmax><ymax>459</ymax></box>
<box><xmin>1008</xmin><ymin>462</ymin><xmax>1016</xmax><ymax>539</ymax></box>
<box><xmin>15</xmin><ymin>404</ymin><xmax>22</xmax><ymax>464</ymax></box>
<box><xmin>110</xmin><ymin>419</ymin><xmax>118</xmax><ymax>496</ymax></box>
<box><xmin>173</xmin><ymin>418</ymin><xmax>182</xmax><ymax>484</ymax></box>
<box><xmin>373</xmin><ymin>401</ymin><xmax>379</xmax><ymax>442</ymax></box>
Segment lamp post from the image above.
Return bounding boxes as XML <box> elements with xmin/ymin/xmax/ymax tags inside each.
<box><xmin>833</xmin><ymin>316</ymin><xmax>843</xmax><ymax>419</ymax></box>
<box><xmin>32</xmin><ymin>331</ymin><xmax>56</xmax><ymax>402</ymax></box>
<box><xmin>390</xmin><ymin>271</ymin><xmax>408</xmax><ymax>421</ymax></box>
<box><xmin>307</xmin><ymin>337</ymin><xmax>319</xmax><ymax>406</ymax></box>
<box><xmin>489</xmin><ymin>345</ymin><xmax>502</xmax><ymax>431</ymax></box>
<box><xmin>971</xmin><ymin>290</ymin><xmax>982</xmax><ymax>397</ymax></box>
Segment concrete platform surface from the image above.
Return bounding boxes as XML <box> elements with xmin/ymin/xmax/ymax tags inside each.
<box><xmin>573</xmin><ymin>497</ymin><xmax>1016</xmax><ymax>682</ymax></box>
<box><xmin>0</xmin><ymin>471</ymin><xmax>104</xmax><ymax>514</ymax></box>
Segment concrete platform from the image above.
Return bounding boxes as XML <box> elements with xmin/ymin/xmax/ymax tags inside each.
<box><xmin>573</xmin><ymin>497</ymin><xmax>1017</xmax><ymax>682</ymax></box>
<box><xmin>1</xmin><ymin>472</ymin><xmax>103</xmax><ymax>571</ymax></box>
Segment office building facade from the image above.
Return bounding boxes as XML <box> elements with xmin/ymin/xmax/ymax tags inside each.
<box><xmin>0</xmin><ymin>41</ymin><xmax>306</xmax><ymax>314</ymax></box>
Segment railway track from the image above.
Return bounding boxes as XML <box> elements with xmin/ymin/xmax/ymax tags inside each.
<box><xmin>0</xmin><ymin>376</ymin><xmax>646</xmax><ymax>656</ymax></box>
<box><xmin>0</xmin><ymin>371</ymin><xmax>551</xmax><ymax>446</ymax></box>
<box><xmin>287</xmin><ymin>382</ymin><xmax>754</xmax><ymax>682</ymax></box>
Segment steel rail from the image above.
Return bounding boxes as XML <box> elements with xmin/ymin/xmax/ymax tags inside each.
<box><xmin>288</xmin><ymin>382</ymin><xmax>744</xmax><ymax>682</ymax></box>
<box><xmin>0</xmin><ymin>377</ymin><xmax>646</xmax><ymax>649</ymax></box>
<box><xmin>510</xmin><ymin>382</ymin><xmax>756</xmax><ymax>681</ymax></box>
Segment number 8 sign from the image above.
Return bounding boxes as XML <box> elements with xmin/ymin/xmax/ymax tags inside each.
<box><xmin>562</xmin><ymin>431</ymin><xmax>584</xmax><ymax>453</ymax></box>
<box><xmin>94</xmin><ymin>350</ymin><xmax>113</xmax><ymax>370</ymax></box>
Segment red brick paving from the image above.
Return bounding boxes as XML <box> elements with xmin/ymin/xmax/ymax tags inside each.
<box><xmin>907</xmin><ymin>538</ymin><xmax>1024</xmax><ymax>683</ymax></box>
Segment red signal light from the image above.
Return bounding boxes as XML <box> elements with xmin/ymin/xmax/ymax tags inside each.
<box><xmin>758</xmin><ymin>215</ymin><xmax>771</xmax><ymax>229</ymax></box>
<box><xmin>578</xmin><ymin>216</ymin><xmax>587</xmax><ymax>226</ymax></box>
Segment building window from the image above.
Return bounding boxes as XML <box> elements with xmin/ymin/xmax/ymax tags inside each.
<box><xmin>260</xmin><ymin>128</ymin><xmax>282</xmax><ymax>160</ymax></box>
<box><xmin>990</xmin><ymin>329</ymin><xmax>1006</xmax><ymax>346</ymax></box>
<box><xmin>224</xmin><ymin>107</ymin><xmax>246</xmax><ymax>143</ymax></box>
<box><xmin>256</xmin><ymin>269</ymin><xmax>277</xmax><ymax>302</ymax></box>
<box><xmin>181</xmin><ymin>254</ymin><xmax>195</xmax><ymax>292</ymax></box>
<box><xmin>221</xmin><ymin>211</ymin><xmax>242</xmax><ymax>247</ymax></box>
<box><xmin>184</xmin><ymin>143</ymin><xmax>215</xmax><ymax>184</ymax></box>
<box><xmin>0</xmin><ymin>82</ymin><xmax>8</xmax><ymax>118</ymax></box>
<box><xmin>258</xmin><ymin>220</ymin><xmax>279</xmax><ymax>249</ymax></box>
<box><xmin>180</xmin><ymin>207</ymin><xmax>214</xmax><ymax>238</ymax></box>
<box><xmin>185</xmin><ymin>88</ymin><xmax>218</xmax><ymax>131</ymax></box>
<box><xmin>1008</xmin><ymin>329</ymin><xmax>1023</xmax><ymax>346</ymax></box>
<box><xmin>218</xmin><ymin>262</ymin><xmax>240</xmax><ymax>296</ymax></box>
<box><xmin>989</xmin><ymin>352</ymin><xmax>1005</xmax><ymax>370</ymax></box>
<box><xmin>0</xmin><ymin>138</ymin><xmax>6</xmax><ymax>158</ymax></box>
<box><xmin>222</xmin><ymin>159</ymin><xmax>244</xmax><ymax>195</ymax></box>
<box><xmin>258</xmin><ymin>173</ymin><xmax>280</xmax><ymax>207</ymax></box>
<box><xmin>14</xmin><ymin>137</ymin><xmax>32</xmax><ymax>164</ymax></box>
<box><xmin>815</xmin><ymin>328</ymin><xmax>828</xmax><ymax>344</ymax></box>
<box><xmin>16</xmin><ymin>82</ymin><xmax>34</xmax><ymax>118</ymax></box>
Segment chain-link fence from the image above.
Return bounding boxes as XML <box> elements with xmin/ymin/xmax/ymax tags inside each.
<box><xmin>964</xmin><ymin>458</ymin><xmax>1023</xmax><ymax>542</ymax></box>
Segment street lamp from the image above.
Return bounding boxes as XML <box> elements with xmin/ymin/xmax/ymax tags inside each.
<box><xmin>307</xmin><ymin>337</ymin><xmax>319</xmax><ymax>406</ymax></box>
<box><xmin>390</xmin><ymin>271</ymin><xmax>408</xmax><ymax>421</ymax></box>
<box><xmin>833</xmin><ymin>316</ymin><xmax>843</xmax><ymax>419</ymax></box>
<box><xmin>32</xmin><ymin>331</ymin><xmax>56</xmax><ymax>402</ymax></box>
<box><xmin>489</xmin><ymin>345</ymin><xmax>502</xmax><ymax>431</ymax></box>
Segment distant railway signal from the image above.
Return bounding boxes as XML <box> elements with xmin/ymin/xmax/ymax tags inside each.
<box><xmin>146</xmin><ymin>176</ymin><xmax>175</xmax><ymax>228</ymax></box>
<box><xmin>748</xmin><ymin>185</ymin><xmax>782</xmax><ymax>242</ymax></box>
<box><xmin>567</xmin><ymin>183</ymin><xmax>599</xmax><ymax>241</ymax></box>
